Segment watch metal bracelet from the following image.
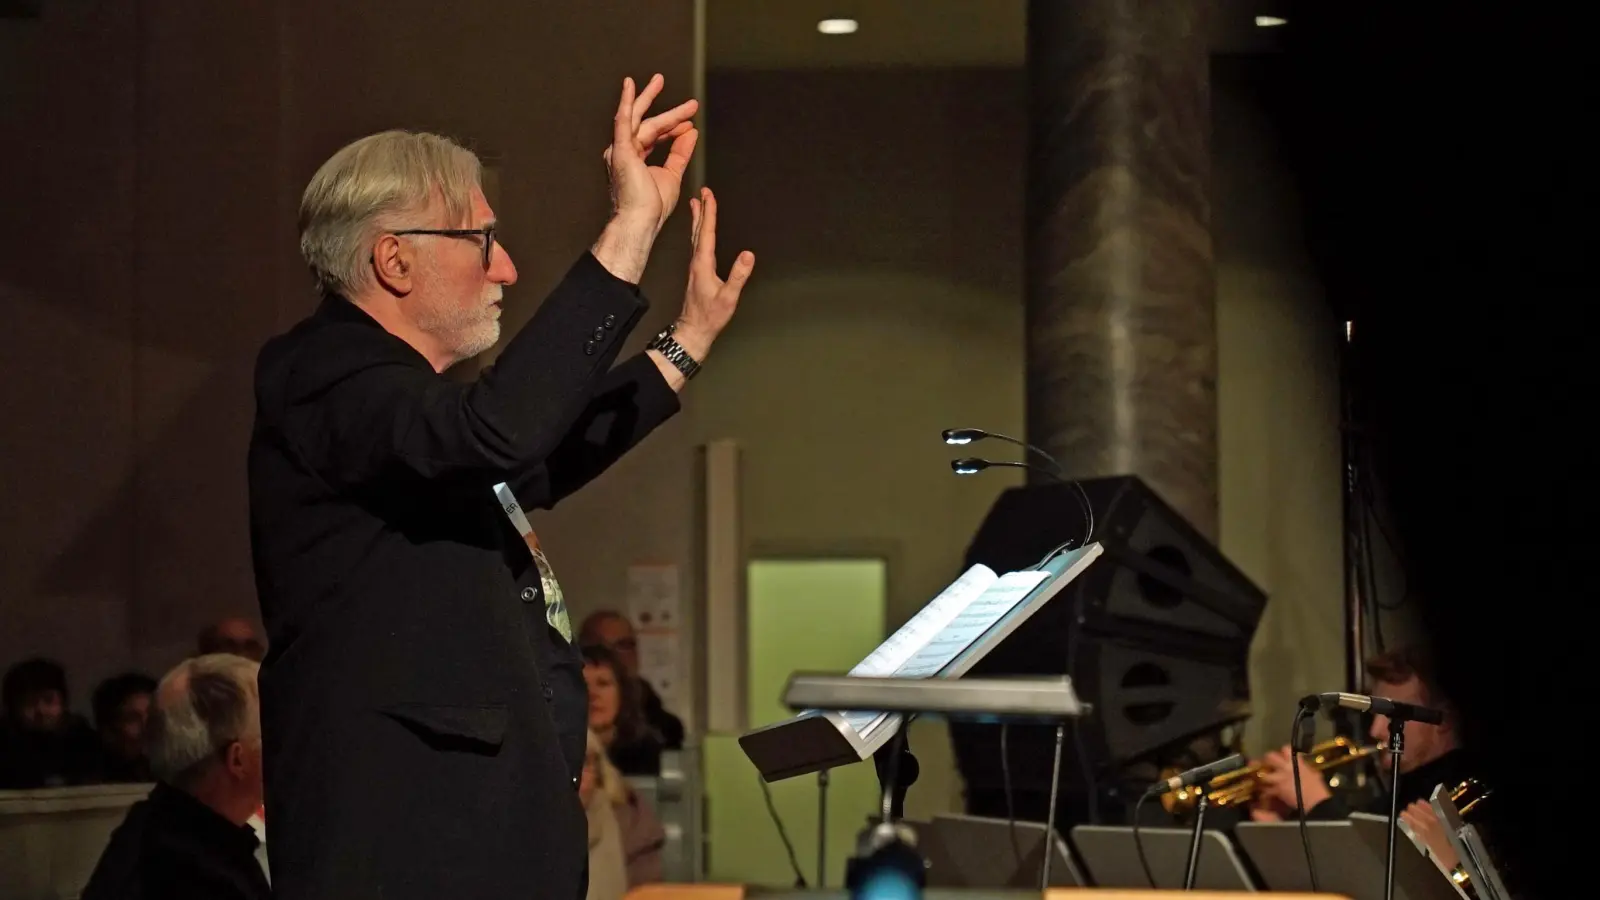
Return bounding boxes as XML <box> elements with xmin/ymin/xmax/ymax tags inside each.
<box><xmin>647</xmin><ymin>325</ymin><xmax>701</xmax><ymax>380</ymax></box>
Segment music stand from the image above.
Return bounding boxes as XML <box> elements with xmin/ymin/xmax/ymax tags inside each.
<box><xmin>1234</xmin><ymin>819</ymin><xmax>1461</xmax><ymax>900</ymax></box>
<box><xmin>1068</xmin><ymin>824</ymin><xmax>1254</xmax><ymax>890</ymax></box>
<box><xmin>741</xmin><ymin>544</ymin><xmax>1104</xmax><ymax>782</ymax></box>
<box><xmin>1430</xmin><ymin>784</ymin><xmax>1509</xmax><ymax>900</ymax></box>
<box><xmin>925</xmin><ymin>813</ymin><xmax>1086</xmax><ymax>888</ymax></box>
<box><xmin>777</xmin><ymin>674</ymin><xmax>1089</xmax><ymax>893</ymax></box>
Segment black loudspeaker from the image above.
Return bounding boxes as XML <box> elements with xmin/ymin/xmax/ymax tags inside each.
<box><xmin>950</xmin><ymin>475</ymin><xmax>1266</xmax><ymax>817</ymax></box>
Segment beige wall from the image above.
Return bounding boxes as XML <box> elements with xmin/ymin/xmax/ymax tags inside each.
<box><xmin>0</xmin><ymin>1</ymin><xmax>696</xmax><ymax>689</ymax></box>
<box><xmin>698</xmin><ymin>68</ymin><xmax>1027</xmax><ymax>815</ymax></box>
<box><xmin>1213</xmin><ymin>58</ymin><xmax>1348</xmax><ymax>752</ymax></box>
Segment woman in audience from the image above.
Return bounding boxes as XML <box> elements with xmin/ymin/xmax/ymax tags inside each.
<box><xmin>581</xmin><ymin>727</ymin><xmax>665</xmax><ymax>897</ymax></box>
<box><xmin>580</xmin><ymin>730</ymin><xmax>629</xmax><ymax>900</ymax></box>
<box><xmin>582</xmin><ymin>714</ymin><xmax>668</xmax><ymax>883</ymax></box>
<box><xmin>581</xmin><ymin>644</ymin><xmax>664</xmax><ymax>775</ymax></box>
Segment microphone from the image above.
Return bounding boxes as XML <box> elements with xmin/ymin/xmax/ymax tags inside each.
<box><xmin>1302</xmin><ymin>692</ymin><xmax>1445</xmax><ymax>725</ymax></box>
<box><xmin>1144</xmin><ymin>753</ymin><xmax>1246</xmax><ymax>797</ymax></box>
<box><xmin>942</xmin><ymin>427</ymin><xmax>1063</xmax><ymax>475</ymax></box>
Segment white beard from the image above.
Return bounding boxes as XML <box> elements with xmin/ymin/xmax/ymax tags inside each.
<box><xmin>415</xmin><ymin>288</ymin><xmax>502</xmax><ymax>361</ymax></box>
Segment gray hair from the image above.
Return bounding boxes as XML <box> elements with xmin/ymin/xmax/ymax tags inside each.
<box><xmin>146</xmin><ymin>653</ymin><xmax>261</xmax><ymax>786</ymax></box>
<box><xmin>298</xmin><ymin>129</ymin><xmax>482</xmax><ymax>297</ymax></box>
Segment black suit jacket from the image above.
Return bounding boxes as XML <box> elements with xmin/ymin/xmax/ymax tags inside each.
<box><xmin>248</xmin><ymin>252</ymin><xmax>679</xmax><ymax>900</ymax></box>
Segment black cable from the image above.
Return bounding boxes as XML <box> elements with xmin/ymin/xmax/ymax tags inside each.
<box><xmin>1291</xmin><ymin>707</ymin><xmax>1322</xmax><ymax>894</ymax></box>
<box><xmin>1131</xmin><ymin>791</ymin><xmax>1158</xmax><ymax>887</ymax></box>
<box><xmin>757</xmin><ymin>772</ymin><xmax>807</xmax><ymax>887</ymax></box>
<box><xmin>1000</xmin><ymin>723</ymin><xmax>1023</xmax><ymax>867</ymax></box>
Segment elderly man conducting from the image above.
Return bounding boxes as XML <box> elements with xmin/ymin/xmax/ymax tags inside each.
<box><xmin>248</xmin><ymin>74</ymin><xmax>752</xmax><ymax>900</ymax></box>
<box><xmin>81</xmin><ymin>654</ymin><xmax>269</xmax><ymax>900</ymax></box>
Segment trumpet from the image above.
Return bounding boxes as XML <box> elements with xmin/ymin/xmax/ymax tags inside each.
<box><xmin>1160</xmin><ymin>736</ymin><xmax>1382</xmax><ymax>815</ymax></box>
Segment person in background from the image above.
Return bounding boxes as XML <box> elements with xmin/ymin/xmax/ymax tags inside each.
<box><xmin>581</xmin><ymin>728</ymin><xmax>665</xmax><ymax>899</ymax></box>
<box><xmin>1248</xmin><ymin>645</ymin><xmax>1471</xmax><ymax>823</ymax></box>
<box><xmin>0</xmin><ymin>657</ymin><xmax>101</xmax><ymax>788</ymax></box>
<box><xmin>197</xmin><ymin>617</ymin><xmax>266</xmax><ymax>662</ymax></box>
<box><xmin>583</xmin><ymin>643</ymin><xmax>664</xmax><ymax>775</ymax></box>
<box><xmin>581</xmin><ymin>729</ymin><xmax>630</xmax><ymax>900</ymax></box>
<box><xmin>579</xmin><ymin>610</ymin><xmax>684</xmax><ymax>749</ymax></box>
<box><xmin>80</xmin><ymin>653</ymin><xmax>270</xmax><ymax>900</ymax></box>
<box><xmin>92</xmin><ymin>672</ymin><xmax>158</xmax><ymax>782</ymax></box>
<box><xmin>1247</xmin><ymin>645</ymin><xmax>1472</xmax><ymax>871</ymax></box>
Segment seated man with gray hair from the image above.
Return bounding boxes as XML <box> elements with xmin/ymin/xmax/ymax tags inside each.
<box><xmin>81</xmin><ymin>654</ymin><xmax>271</xmax><ymax>900</ymax></box>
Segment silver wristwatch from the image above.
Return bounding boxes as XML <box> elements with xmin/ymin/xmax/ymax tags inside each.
<box><xmin>646</xmin><ymin>323</ymin><xmax>701</xmax><ymax>380</ymax></box>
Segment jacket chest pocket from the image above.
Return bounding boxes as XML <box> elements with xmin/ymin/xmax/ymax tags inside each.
<box><xmin>380</xmin><ymin>702</ymin><xmax>507</xmax><ymax>754</ymax></box>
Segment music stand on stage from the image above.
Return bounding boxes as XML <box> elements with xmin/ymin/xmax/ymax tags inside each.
<box><xmin>772</xmin><ymin>671</ymin><xmax>1091</xmax><ymax>894</ymax></box>
<box><xmin>925</xmin><ymin>813</ymin><xmax>1086</xmax><ymax>888</ymax></box>
<box><xmin>740</xmin><ymin>544</ymin><xmax>1104</xmax><ymax>783</ymax></box>
<box><xmin>1430</xmin><ymin>784</ymin><xmax>1508</xmax><ymax>900</ymax></box>
<box><xmin>1234</xmin><ymin>818</ymin><xmax>1462</xmax><ymax>900</ymax></box>
<box><xmin>1068</xmin><ymin>824</ymin><xmax>1254</xmax><ymax>891</ymax></box>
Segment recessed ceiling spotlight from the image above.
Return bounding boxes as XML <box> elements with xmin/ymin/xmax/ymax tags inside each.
<box><xmin>817</xmin><ymin>18</ymin><xmax>859</xmax><ymax>35</ymax></box>
<box><xmin>1254</xmin><ymin>15</ymin><xmax>1288</xmax><ymax>27</ymax></box>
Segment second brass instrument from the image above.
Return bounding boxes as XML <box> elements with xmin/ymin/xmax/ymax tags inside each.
<box><xmin>1160</xmin><ymin>736</ymin><xmax>1381</xmax><ymax>814</ymax></box>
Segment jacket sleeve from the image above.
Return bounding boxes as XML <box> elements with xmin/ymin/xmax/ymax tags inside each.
<box><xmin>281</xmin><ymin>253</ymin><xmax>652</xmax><ymax>490</ymax></box>
<box><xmin>1304</xmin><ymin>795</ymin><xmax>1353</xmax><ymax>820</ymax></box>
<box><xmin>515</xmin><ymin>352</ymin><xmax>681</xmax><ymax>510</ymax></box>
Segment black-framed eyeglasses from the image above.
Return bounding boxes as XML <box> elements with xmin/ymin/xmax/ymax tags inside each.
<box><xmin>391</xmin><ymin>225</ymin><xmax>497</xmax><ymax>268</ymax></box>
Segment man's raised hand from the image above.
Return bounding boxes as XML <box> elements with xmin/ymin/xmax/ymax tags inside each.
<box><xmin>672</xmin><ymin>187</ymin><xmax>754</xmax><ymax>362</ymax></box>
<box><xmin>604</xmin><ymin>74</ymin><xmax>699</xmax><ymax>235</ymax></box>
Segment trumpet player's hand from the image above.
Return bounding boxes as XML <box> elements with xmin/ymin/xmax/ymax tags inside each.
<box><xmin>1401</xmin><ymin>800</ymin><xmax>1460</xmax><ymax>871</ymax></box>
<box><xmin>1247</xmin><ymin>802</ymin><xmax>1286</xmax><ymax>822</ymax></box>
<box><xmin>1254</xmin><ymin>745</ymin><xmax>1333</xmax><ymax>812</ymax></box>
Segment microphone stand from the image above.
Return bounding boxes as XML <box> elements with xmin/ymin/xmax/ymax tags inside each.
<box><xmin>1382</xmin><ymin>717</ymin><xmax>1405</xmax><ymax>900</ymax></box>
<box><xmin>1182</xmin><ymin>792</ymin><xmax>1210</xmax><ymax>890</ymax></box>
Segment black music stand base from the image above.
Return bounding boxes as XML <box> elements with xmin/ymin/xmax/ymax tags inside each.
<box><xmin>1383</xmin><ymin>719</ymin><xmax>1405</xmax><ymax>900</ymax></box>
<box><xmin>1183</xmin><ymin>792</ymin><xmax>1210</xmax><ymax>889</ymax></box>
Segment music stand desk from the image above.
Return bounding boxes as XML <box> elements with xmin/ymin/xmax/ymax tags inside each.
<box><xmin>1069</xmin><ymin>824</ymin><xmax>1255</xmax><ymax>891</ymax></box>
<box><xmin>1234</xmin><ymin>818</ymin><xmax>1462</xmax><ymax>900</ymax></box>
<box><xmin>925</xmin><ymin>813</ymin><xmax>1086</xmax><ymax>888</ymax></box>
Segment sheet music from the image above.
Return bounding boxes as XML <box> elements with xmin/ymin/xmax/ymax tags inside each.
<box><xmin>849</xmin><ymin>565</ymin><xmax>997</xmax><ymax>678</ymax></box>
<box><xmin>892</xmin><ymin>570</ymin><xmax>1052</xmax><ymax>678</ymax></box>
<box><xmin>828</xmin><ymin>565</ymin><xmax>997</xmax><ymax>737</ymax></box>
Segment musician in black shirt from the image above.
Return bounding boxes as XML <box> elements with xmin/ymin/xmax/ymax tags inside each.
<box><xmin>1248</xmin><ymin>646</ymin><xmax>1473</xmax><ymax>842</ymax></box>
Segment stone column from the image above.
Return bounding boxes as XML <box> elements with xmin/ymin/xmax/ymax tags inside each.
<box><xmin>1025</xmin><ymin>0</ymin><xmax>1218</xmax><ymax>539</ymax></box>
